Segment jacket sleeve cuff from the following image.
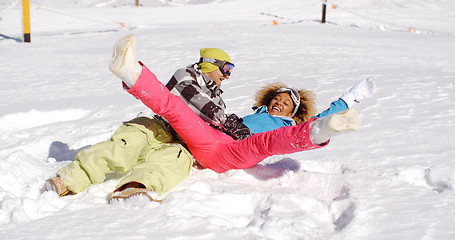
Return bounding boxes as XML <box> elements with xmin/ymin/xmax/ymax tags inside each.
<box><xmin>339</xmin><ymin>93</ymin><xmax>356</xmax><ymax>108</ymax></box>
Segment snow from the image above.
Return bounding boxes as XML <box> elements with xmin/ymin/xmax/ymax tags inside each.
<box><xmin>1</xmin><ymin>0</ymin><xmax>455</xmax><ymax>239</ymax></box>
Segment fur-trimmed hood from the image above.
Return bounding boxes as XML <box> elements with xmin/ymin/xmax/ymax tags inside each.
<box><xmin>253</xmin><ymin>82</ymin><xmax>317</xmax><ymax>124</ymax></box>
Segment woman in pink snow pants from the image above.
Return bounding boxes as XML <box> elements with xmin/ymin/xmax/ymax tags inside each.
<box><xmin>126</xmin><ymin>65</ymin><xmax>325</xmax><ymax>173</ymax></box>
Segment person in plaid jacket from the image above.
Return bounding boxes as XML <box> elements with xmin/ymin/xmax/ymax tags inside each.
<box><xmin>46</xmin><ymin>37</ymin><xmax>240</xmax><ymax>204</ymax></box>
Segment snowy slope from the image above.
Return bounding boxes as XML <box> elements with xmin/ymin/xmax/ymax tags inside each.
<box><xmin>1</xmin><ymin>0</ymin><xmax>455</xmax><ymax>239</ymax></box>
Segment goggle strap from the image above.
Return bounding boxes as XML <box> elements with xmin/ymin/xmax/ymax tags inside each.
<box><xmin>199</xmin><ymin>57</ymin><xmax>221</xmax><ymax>67</ymax></box>
<box><xmin>199</xmin><ymin>57</ymin><xmax>234</xmax><ymax>68</ymax></box>
<box><xmin>275</xmin><ymin>88</ymin><xmax>300</xmax><ymax>117</ymax></box>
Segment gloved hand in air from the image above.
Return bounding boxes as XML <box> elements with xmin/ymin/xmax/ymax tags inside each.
<box><xmin>340</xmin><ymin>78</ymin><xmax>376</xmax><ymax>108</ymax></box>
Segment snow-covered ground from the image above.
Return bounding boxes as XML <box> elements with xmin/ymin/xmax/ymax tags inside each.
<box><xmin>1</xmin><ymin>0</ymin><xmax>454</xmax><ymax>239</ymax></box>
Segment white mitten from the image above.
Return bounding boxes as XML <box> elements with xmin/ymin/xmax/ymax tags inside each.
<box><xmin>339</xmin><ymin>78</ymin><xmax>376</xmax><ymax>108</ymax></box>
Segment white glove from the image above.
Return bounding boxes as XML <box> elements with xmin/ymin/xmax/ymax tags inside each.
<box><xmin>340</xmin><ymin>78</ymin><xmax>376</xmax><ymax>108</ymax></box>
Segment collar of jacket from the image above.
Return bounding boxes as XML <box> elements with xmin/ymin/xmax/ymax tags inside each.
<box><xmin>252</xmin><ymin>106</ymin><xmax>296</xmax><ymax>125</ymax></box>
<box><xmin>191</xmin><ymin>63</ymin><xmax>224</xmax><ymax>96</ymax></box>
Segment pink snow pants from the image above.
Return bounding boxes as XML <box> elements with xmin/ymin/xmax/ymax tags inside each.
<box><xmin>126</xmin><ymin>65</ymin><xmax>326</xmax><ymax>173</ymax></box>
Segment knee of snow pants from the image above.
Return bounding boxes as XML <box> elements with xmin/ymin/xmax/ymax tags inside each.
<box><xmin>58</xmin><ymin>118</ymin><xmax>175</xmax><ymax>194</ymax></box>
<box><xmin>116</xmin><ymin>143</ymin><xmax>194</xmax><ymax>196</ymax></box>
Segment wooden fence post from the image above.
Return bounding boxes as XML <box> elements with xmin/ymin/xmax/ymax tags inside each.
<box><xmin>321</xmin><ymin>0</ymin><xmax>327</xmax><ymax>24</ymax></box>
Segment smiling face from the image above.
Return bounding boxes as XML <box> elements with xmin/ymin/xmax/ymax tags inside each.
<box><xmin>267</xmin><ymin>92</ymin><xmax>295</xmax><ymax>117</ymax></box>
<box><xmin>204</xmin><ymin>68</ymin><xmax>229</xmax><ymax>86</ymax></box>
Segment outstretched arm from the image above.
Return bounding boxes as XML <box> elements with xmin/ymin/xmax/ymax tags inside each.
<box><xmin>313</xmin><ymin>78</ymin><xmax>376</xmax><ymax>118</ymax></box>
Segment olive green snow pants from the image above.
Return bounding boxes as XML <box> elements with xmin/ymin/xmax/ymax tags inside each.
<box><xmin>58</xmin><ymin>117</ymin><xmax>194</xmax><ymax>196</ymax></box>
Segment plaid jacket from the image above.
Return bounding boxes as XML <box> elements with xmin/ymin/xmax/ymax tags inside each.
<box><xmin>165</xmin><ymin>64</ymin><xmax>227</xmax><ymax>127</ymax></box>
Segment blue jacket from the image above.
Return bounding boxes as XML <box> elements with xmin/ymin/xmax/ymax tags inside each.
<box><xmin>242</xmin><ymin>99</ymin><xmax>348</xmax><ymax>134</ymax></box>
<box><xmin>242</xmin><ymin>106</ymin><xmax>295</xmax><ymax>134</ymax></box>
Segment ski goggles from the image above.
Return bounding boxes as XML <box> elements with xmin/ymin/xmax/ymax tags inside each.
<box><xmin>275</xmin><ymin>87</ymin><xmax>301</xmax><ymax>117</ymax></box>
<box><xmin>199</xmin><ymin>57</ymin><xmax>235</xmax><ymax>76</ymax></box>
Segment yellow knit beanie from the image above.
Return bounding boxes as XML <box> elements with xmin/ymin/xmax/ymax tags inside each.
<box><xmin>199</xmin><ymin>48</ymin><xmax>232</xmax><ymax>73</ymax></box>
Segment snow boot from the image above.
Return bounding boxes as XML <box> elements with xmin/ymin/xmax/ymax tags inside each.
<box><xmin>108</xmin><ymin>188</ymin><xmax>161</xmax><ymax>205</ymax></box>
<box><xmin>45</xmin><ymin>177</ymin><xmax>69</xmax><ymax>196</ymax></box>
<box><xmin>310</xmin><ymin>109</ymin><xmax>361</xmax><ymax>145</ymax></box>
<box><xmin>109</xmin><ymin>34</ymin><xmax>142</xmax><ymax>88</ymax></box>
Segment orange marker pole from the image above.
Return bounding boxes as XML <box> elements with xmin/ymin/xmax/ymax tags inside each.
<box><xmin>22</xmin><ymin>0</ymin><xmax>31</xmax><ymax>42</ymax></box>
